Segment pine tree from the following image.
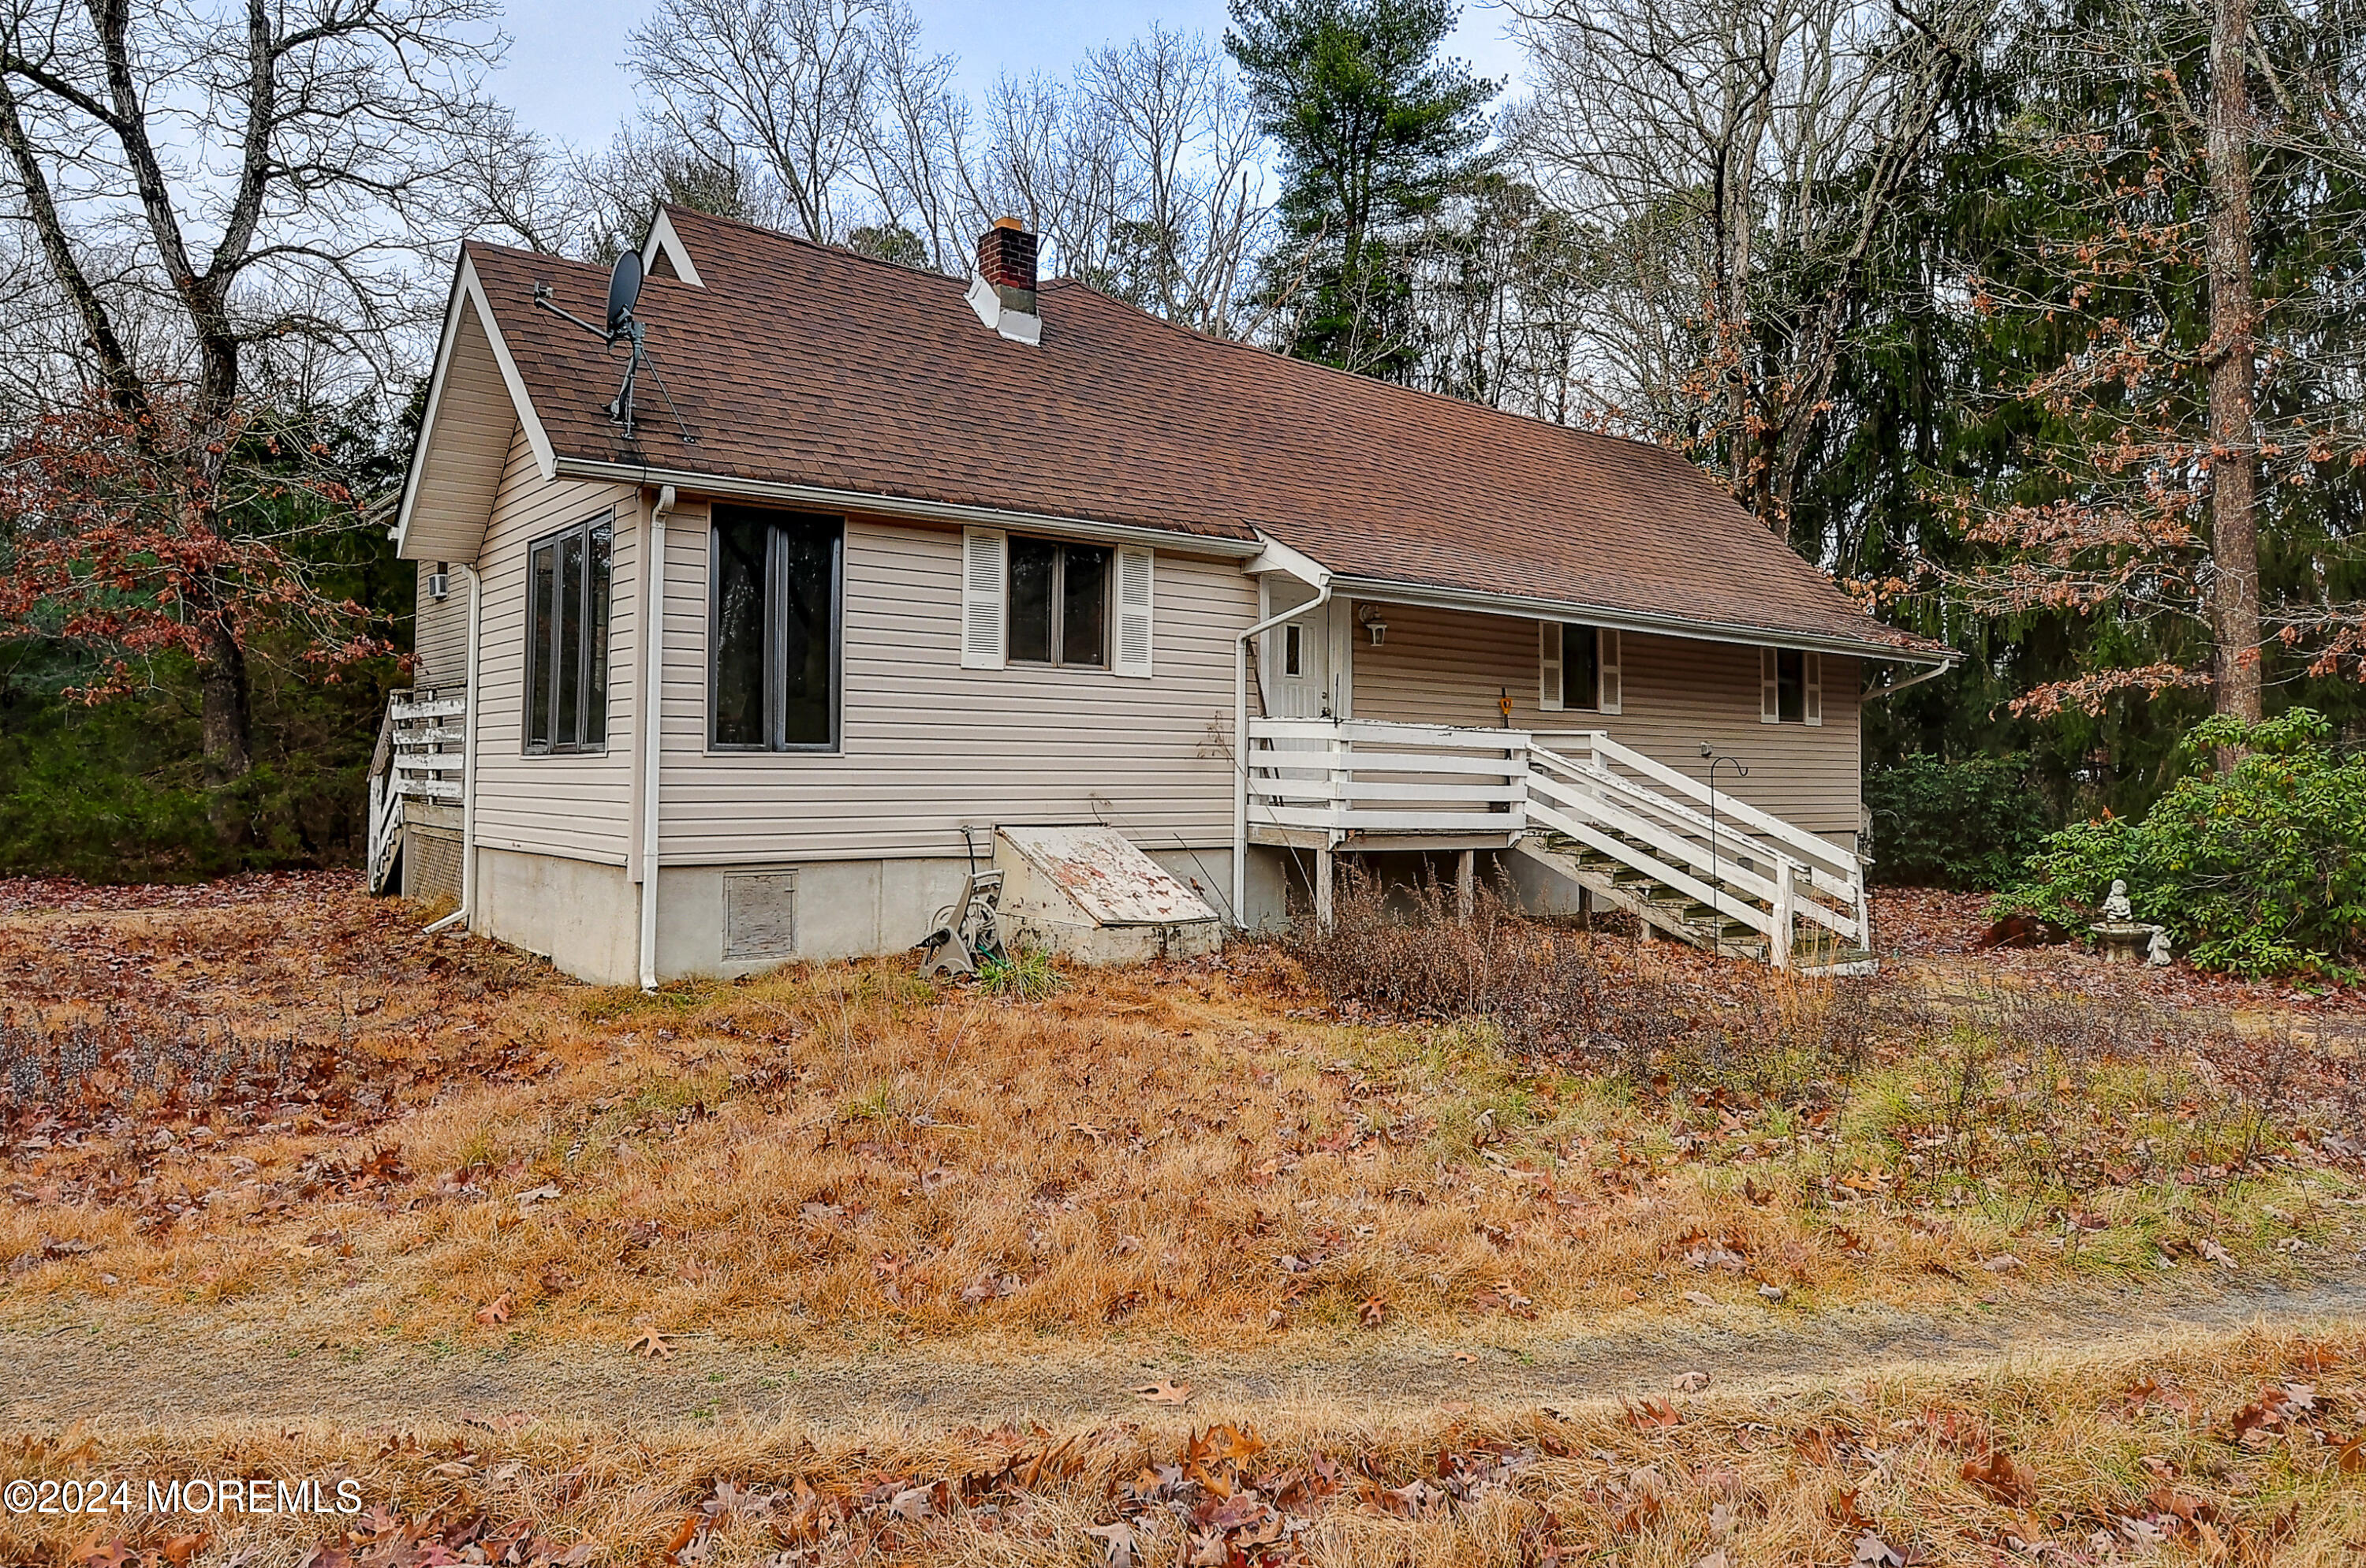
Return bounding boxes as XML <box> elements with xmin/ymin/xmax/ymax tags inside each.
<box><xmin>1226</xmin><ymin>0</ymin><xmax>1497</xmax><ymax>376</ymax></box>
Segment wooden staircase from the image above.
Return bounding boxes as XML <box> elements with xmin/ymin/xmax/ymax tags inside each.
<box><xmin>365</xmin><ymin>687</ymin><xmax>468</xmax><ymax>895</ymax></box>
<box><xmin>1240</xmin><ymin>719</ymin><xmax>1875</xmax><ymax>973</ymax></box>
<box><xmin>1518</xmin><ymin>735</ymin><xmax>1875</xmax><ymax>973</ymax></box>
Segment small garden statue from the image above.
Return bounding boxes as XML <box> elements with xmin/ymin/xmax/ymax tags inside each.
<box><xmin>2147</xmin><ymin>925</ymin><xmax>2172</xmax><ymax>966</ymax></box>
<box><xmin>2101</xmin><ymin>879</ymin><xmax>2133</xmax><ymax>922</ymax></box>
<box><xmin>2092</xmin><ymin>879</ymin><xmax>2156</xmax><ymax>965</ymax></box>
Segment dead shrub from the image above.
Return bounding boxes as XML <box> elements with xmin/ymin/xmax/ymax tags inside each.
<box><xmin>1278</xmin><ymin>866</ymin><xmax>1681</xmax><ymax>1066</ymax></box>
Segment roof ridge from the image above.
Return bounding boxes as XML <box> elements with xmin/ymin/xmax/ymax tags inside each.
<box><xmin>659</xmin><ymin>202</ymin><xmax>979</xmax><ymax>293</ymax></box>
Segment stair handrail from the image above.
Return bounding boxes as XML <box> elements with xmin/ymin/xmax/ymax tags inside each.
<box><xmin>1569</xmin><ymin>730</ymin><xmax>1860</xmax><ymax>885</ymax></box>
<box><xmin>1538</xmin><ymin>746</ymin><xmax>1859</xmax><ymax>909</ymax></box>
<box><xmin>1528</xmin><ymin>767</ymin><xmax>1859</xmax><ymax>943</ymax></box>
<box><xmin>1526</xmin><ymin>743</ymin><xmax>1861</xmax><ymax>946</ymax></box>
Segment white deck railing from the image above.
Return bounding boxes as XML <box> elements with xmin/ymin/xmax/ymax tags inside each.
<box><xmin>1243</xmin><ymin>716</ymin><xmax>1868</xmax><ymax>966</ymax></box>
<box><xmin>366</xmin><ymin>686</ymin><xmax>467</xmax><ymax>893</ymax></box>
<box><xmin>1245</xmin><ymin>718</ymin><xmax>1531</xmax><ymax>834</ymax></box>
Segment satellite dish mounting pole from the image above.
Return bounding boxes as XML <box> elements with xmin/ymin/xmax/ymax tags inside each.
<box><xmin>531</xmin><ymin>248</ymin><xmax>687</xmax><ymax>446</ymax></box>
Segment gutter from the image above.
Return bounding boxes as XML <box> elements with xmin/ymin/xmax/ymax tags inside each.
<box><xmin>552</xmin><ymin>458</ymin><xmax>1264</xmax><ymax>559</ymax></box>
<box><xmin>1322</xmin><ymin>573</ymin><xmax>1960</xmax><ymax>668</ymax></box>
<box><xmin>423</xmin><ymin>561</ymin><xmax>483</xmax><ymax>936</ymax></box>
<box><xmin>637</xmin><ymin>484</ymin><xmax>675</xmax><ymax>990</ymax></box>
<box><xmin>1233</xmin><ymin>558</ymin><xmax>1333</xmax><ymax>929</ymax></box>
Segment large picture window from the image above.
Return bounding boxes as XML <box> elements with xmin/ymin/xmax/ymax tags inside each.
<box><xmin>710</xmin><ymin>506</ymin><xmax>842</xmax><ymax>751</ymax></box>
<box><xmin>1006</xmin><ymin>537</ymin><xmax>1109</xmax><ymax>667</ymax></box>
<box><xmin>524</xmin><ymin>513</ymin><xmax>611</xmax><ymax>754</ymax></box>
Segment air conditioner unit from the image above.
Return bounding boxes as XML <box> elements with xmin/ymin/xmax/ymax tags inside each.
<box><xmin>425</xmin><ymin>570</ymin><xmax>450</xmax><ymax>602</ymax></box>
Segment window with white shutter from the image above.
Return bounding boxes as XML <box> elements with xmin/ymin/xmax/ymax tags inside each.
<box><xmin>1761</xmin><ymin>648</ymin><xmax>1813</xmax><ymax>722</ymax></box>
<box><xmin>961</xmin><ymin>528</ymin><xmax>1006</xmax><ymax>669</ymax></box>
<box><xmin>1543</xmin><ymin>622</ymin><xmax>1614</xmax><ymax>712</ymax></box>
<box><xmin>1114</xmin><ymin>547</ymin><xmax>1153</xmax><ymax>678</ymax></box>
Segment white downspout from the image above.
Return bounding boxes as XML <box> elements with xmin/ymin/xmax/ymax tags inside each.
<box><xmin>1232</xmin><ymin>577</ymin><xmax>1333</xmax><ymax>929</ymax></box>
<box><xmin>424</xmin><ymin>561</ymin><xmax>482</xmax><ymax>936</ymax></box>
<box><xmin>636</xmin><ymin>485</ymin><xmax>675</xmax><ymax>990</ymax></box>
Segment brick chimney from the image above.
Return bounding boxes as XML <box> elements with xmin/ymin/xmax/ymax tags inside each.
<box><xmin>966</xmin><ymin>216</ymin><xmax>1041</xmax><ymax>344</ymax></box>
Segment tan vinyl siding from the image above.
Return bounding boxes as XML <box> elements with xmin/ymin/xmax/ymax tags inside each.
<box><xmin>655</xmin><ymin>506</ymin><xmax>1253</xmax><ymax>863</ymax></box>
<box><xmin>470</xmin><ymin>424</ymin><xmax>640</xmax><ymax>866</ymax></box>
<box><xmin>1349</xmin><ymin>599</ymin><xmax>1863</xmax><ymax>839</ymax></box>
<box><xmin>402</xmin><ymin>300</ymin><xmax>520</xmax><ymax>564</ymax></box>
<box><xmin>412</xmin><ymin>562</ymin><xmax>468</xmax><ymax>688</ymax></box>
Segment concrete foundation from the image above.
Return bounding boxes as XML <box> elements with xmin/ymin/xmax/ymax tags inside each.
<box><xmin>473</xmin><ymin>846</ymin><xmax>640</xmax><ymax>984</ymax></box>
<box><xmin>466</xmin><ymin>838</ymin><xmax>1584</xmax><ymax>984</ymax></box>
<box><xmin>469</xmin><ymin>843</ymin><xmax>1244</xmax><ymax>984</ymax></box>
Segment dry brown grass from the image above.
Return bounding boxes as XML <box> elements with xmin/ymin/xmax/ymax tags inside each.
<box><xmin>1</xmin><ymin>877</ymin><xmax>2360</xmax><ymax>1361</ymax></box>
<box><xmin>5</xmin><ymin>1327</ymin><xmax>2362</xmax><ymax>1565</ymax></box>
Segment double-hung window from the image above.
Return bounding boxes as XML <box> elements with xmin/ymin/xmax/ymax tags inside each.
<box><xmin>1538</xmin><ymin>622</ymin><xmax>1621</xmax><ymax>715</ymax></box>
<box><xmin>524</xmin><ymin>513</ymin><xmax>612</xmax><ymax>754</ymax></box>
<box><xmin>710</xmin><ymin>506</ymin><xmax>842</xmax><ymax>751</ymax></box>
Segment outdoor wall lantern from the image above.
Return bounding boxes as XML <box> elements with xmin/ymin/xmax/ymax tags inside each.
<box><xmin>1359</xmin><ymin>604</ymin><xmax>1388</xmax><ymax>646</ymax></box>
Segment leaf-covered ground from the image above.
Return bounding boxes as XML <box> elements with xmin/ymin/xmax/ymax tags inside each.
<box><xmin>2</xmin><ymin>875</ymin><xmax>2363</xmax><ymax>1565</ymax></box>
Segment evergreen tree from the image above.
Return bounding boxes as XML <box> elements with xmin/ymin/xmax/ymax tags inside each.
<box><xmin>1226</xmin><ymin>0</ymin><xmax>1497</xmax><ymax>376</ymax></box>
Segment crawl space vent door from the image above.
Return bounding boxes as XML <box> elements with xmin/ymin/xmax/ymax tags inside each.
<box><xmin>723</xmin><ymin>870</ymin><xmax>798</xmax><ymax>961</ymax></box>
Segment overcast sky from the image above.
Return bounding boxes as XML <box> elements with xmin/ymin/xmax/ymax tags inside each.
<box><xmin>489</xmin><ymin>0</ymin><xmax>1531</xmax><ymax>149</ymax></box>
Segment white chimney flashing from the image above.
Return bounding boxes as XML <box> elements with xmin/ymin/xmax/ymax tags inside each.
<box><xmin>966</xmin><ymin>271</ymin><xmax>1041</xmax><ymax>345</ymax></box>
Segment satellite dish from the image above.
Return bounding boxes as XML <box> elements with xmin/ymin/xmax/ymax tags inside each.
<box><xmin>605</xmin><ymin>250</ymin><xmax>644</xmax><ymax>334</ymax></box>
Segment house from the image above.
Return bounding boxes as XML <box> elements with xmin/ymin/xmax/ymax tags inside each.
<box><xmin>375</xmin><ymin>205</ymin><xmax>1954</xmax><ymax>986</ymax></box>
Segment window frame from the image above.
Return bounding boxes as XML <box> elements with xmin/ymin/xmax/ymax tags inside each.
<box><xmin>1539</xmin><ymin>622</ymin><xmax>1620</xmax><ymax>715</ymax></box>
<box><xmin>521</xmin><ymin>510</ymin><xmax>613</xmax><ymax>757</ymax></box>
<box><xmin>705</xmin><ymin>506</ymin><xmax>845</xmax><ymax>756</ymax></box>
<box><xmin>1004</xmin><ymin>536</ymin><xmax>1111</xmax><ymax>670</ymax></box>
<box><xmin>1759</xmin><ymin>648</ymin><xmax>1823</xmax><ymax>726</ymax></box>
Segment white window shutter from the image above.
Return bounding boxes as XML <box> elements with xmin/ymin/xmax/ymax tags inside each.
<box><xmin>960</xmin><ymin>528</ymin><xmax>1006</xmax><ymax>670</ymax></box>
<box><xmin>1597</xmin><ymin>628</ymin><xmax>1622</xmax><ymax>715</ymax></box>
<box><xmin>1803</xmin><ymin>651</ymin><xmax>1823</xmax><ymax>726</ymax></box>
<box><xmin>1538</xmin><ymin>621</ymin><xmax>1563</xmax><ymax>711</ymax></box>
<box><xmin>1114</xmin><ymin>546</ymin><xmax>1153</xmax><ymax>678</ymax></box>
<box><xmin>1760</xmin><ymin>647</ymin><xmax>1781</xmax><ymax>723</ymax></box>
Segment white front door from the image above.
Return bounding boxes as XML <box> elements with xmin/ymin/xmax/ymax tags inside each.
<box><xmin>1263</xmin><ymin>581</ymin><xmax>1342</xmax><ymax>719</ymax></box>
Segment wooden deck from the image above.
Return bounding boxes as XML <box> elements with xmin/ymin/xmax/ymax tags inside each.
<box><xmin>1243</xmin><ymin>717</ymin><xmax>1871</xmax><ymax>970</ymax></box>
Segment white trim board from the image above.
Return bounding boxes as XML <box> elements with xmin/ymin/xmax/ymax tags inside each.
<box><xmin>550</xmin><ymin>458</ymin><xmax>1267</xmax><ymax>559</ymax></box>
<box><xmin>640</xmin><ymin>209</ymin><xmax>705</xmax><ymax>288</ymax></box>
<box><xmin>392</xmin><ymin>252</ymin><xmax>560</xmax><ymax>562</ymax></box>
<box><xmin>1321</xmin><ymin>573</ymin><xmax>1957</xmax><ymax>668</ymax></box>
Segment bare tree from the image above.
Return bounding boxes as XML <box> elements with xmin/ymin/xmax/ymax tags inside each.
<box><xmin>2204</xmin><ymin>0</ymin><xmax>2260</xmax><ymax>723</ymax></box>
<box><xmin>0</xmin><ymin>0</ymin><xmax>508</xmax><ymax>790</ymax></box>
<box><xmin>1511</xmin><ymin>0</ymin><xmax>1987</xmax><ymax>536</ymax></box>
<box><xmin>626</xmin><ymin>0</ymin><xmax>884</xmax><ymax>245</ymax></box>
<box><xmin>1078</xmin><ymin>24</ymin><xmax>1271</xmax><ymax>335</ymax></box>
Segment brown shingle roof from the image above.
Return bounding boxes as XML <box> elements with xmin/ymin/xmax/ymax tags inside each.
<box><xmin>466</xmin><ymin>205</ymin><xmax>1945</xmax><ymax>659</ymax></box>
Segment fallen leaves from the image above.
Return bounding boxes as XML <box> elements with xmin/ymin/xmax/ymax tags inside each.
<box><xmin>628</xmin><ymin>1327</ymin><xmax>674</xmax><ymax>1359</ymax></box>
<box><xmin>1132</xmin><ymin>1380</ymin><xmax>1192</xmax><ymax>1406</ymax></box>
<box><xmin>1625</xmin><ymin>1397</ymin><xmax>1684</xmax><ymax>1431</ymax></box>
<box><xmin>472</xmin><ymin>1291</ymin><xmax>513</xmax><ymax>1326</ymax></box>
<box><xmin>1960</xmin><ymin>1448</ymin><xmax>2038</xmax><ymax>1508</ymax></box>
